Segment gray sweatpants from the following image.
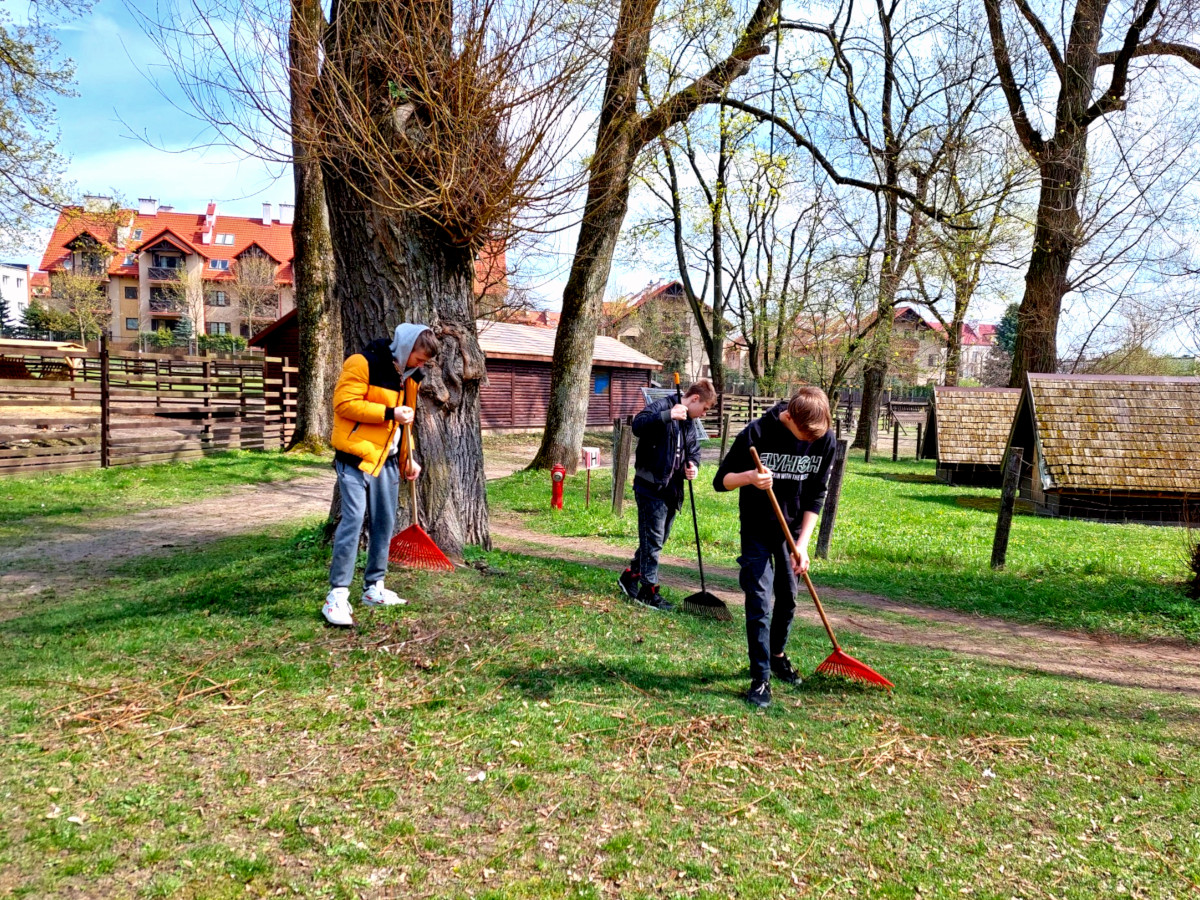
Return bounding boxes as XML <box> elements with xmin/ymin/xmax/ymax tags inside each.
<box><xmin>329</xmin><ymin>456</ymin><xmax>400</xmax><ymax>589</ymax></box>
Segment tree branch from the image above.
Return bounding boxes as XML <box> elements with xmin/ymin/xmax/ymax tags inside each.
<box><xmin>1079</xmin><ymin>0</ymin><xmax>1163</xmax><ymax>127</ymax></box>
<box><xmin>983</xmin><ymin>0</ymin><xmax>1046</xmax><ymax>157</ymax></box>
<box><xmin>719</xmin><ymin>98</ymin><xmax>972</xmax><ymax>226</ymax></box>
<box><xmin>1010</xmin><ymin>0</ymin><xmax>1064</xmax><ymax>76</ymax></box>
<box><xmin>635</xmin><ymin>0</ymin><xmax>779</xmax><ymax>146</ymax></box>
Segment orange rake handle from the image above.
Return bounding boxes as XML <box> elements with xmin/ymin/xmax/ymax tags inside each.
<box><xmin>401</xmin><ymin>376</ymin><xmax>419</xmax><ymax>526</ymax></box>
<box><xmin>749</xmin><ymin>446</ymin><xmax>841</xmax><ymax>652</ymax></box>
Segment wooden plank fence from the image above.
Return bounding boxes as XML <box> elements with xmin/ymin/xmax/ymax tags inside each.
<box><xmin>0</xmin><ymin>339</ymin><xmax>296</xmax><ymax>477</ymax></box>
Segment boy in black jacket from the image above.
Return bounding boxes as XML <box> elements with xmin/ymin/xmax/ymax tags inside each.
<box><xmin>713</xmin><ymin>387</ymin><xmax>836</xmax><ymax>708</ymax></box>
<box><xmin>618</xmin><ymin>380</ymin><xmax>717</xmax><ymax>610</ymax></box>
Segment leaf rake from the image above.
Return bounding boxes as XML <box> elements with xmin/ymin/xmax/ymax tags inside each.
<box><xmin>749</xmin><ymin>446</ymin><xmax>892</xmax><ymax>689</ymax></box>
<box><xmin>388</xmin><ymin>372</ymin><xmax>454</xmax><ymax>572</ymax></box>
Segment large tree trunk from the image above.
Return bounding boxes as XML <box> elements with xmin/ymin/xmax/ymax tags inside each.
<box><xmin>1009</xmin><ymin>154</ymin><xmax>1083</xmax><ymax>386</ymax></box>
<box><xmin>319</xmin><ymin>0</ymin><xmax>489</xmax><ymax>557</ymax></box>
<box><xmin>288</xmin><ymin>0</ymin><xmax>339</xmax><ymax>450</ymax></box>
<box><xmin>322</xmin><ymin>180</ymin><xmax>490</xmax><ymax>557</ymax></box>
<box><xmin>529</xmin><ymin>0</ymin><xmax>655</xmax><ymax>473</ymax></box>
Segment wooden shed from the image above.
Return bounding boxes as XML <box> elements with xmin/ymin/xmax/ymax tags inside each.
<box><xmin>477</xmin><ymin>319</ymin><xmax>661</xmax><ymax>430</ymax></box>
<box><xmin>921</xmin><ymin>386</ymin><xmax>1021</xmax><ymax>487</ymax></box>
<box><xmin>1003</xmin><ymin>373</ymin><xmax>1200</xmax><ymax>523</ymax></box>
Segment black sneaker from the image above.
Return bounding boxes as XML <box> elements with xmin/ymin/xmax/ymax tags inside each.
<box><xmin>746</xmin><ymin>679</ymin><xmax>771</xmax><ymax>708</ymax></box>
<box><xmin>618</xmin><ymin>568</ymin><xmax>640</xmax><ymax>599</ymax></box>
<box><xmin>771</xmin><ymin>653</ymin><xmax>803</xmax><ymax>686</ymax></box>
<box><xmin>635</xmin><ymin>582</ymin><xmax>674</xmax><ymax>611</ymax></box>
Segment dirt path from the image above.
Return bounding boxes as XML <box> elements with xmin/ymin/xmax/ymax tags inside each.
<box><xmin>6</xmin><ymin>471</ymin><xmax>1200</xmax><ymax>695</ymax></box>
<box><xmin>488</xmin><ymin>518</ymin><xmax>1200</xmax><ymax>696</ymax></box>
<box><xmin>0</xmin><ymin>474</ymin><xmax>336</xmax><ymax>600</ymax></box>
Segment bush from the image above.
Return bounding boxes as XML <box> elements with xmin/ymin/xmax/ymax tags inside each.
<box><xmin>197</xmin><ymin>333</ymin><xmax>249</xmax><ymax>353</ymax></box>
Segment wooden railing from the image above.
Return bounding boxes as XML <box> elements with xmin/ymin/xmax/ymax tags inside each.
<box><xmin>0</xmin><ymin>340</ymin><xmax>296</xmax><ymax>476</ymax></box>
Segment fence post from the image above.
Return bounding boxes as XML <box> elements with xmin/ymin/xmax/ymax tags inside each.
<box><xmin>991</xmin><ymin>448</ymin><xmax>1024</xmax><ymax>570</ymax></box>
<box><xmin>719</xmin><ymin>413</ymin><xmax>732</xmax><ymax>463</ymax></box>
<box><xmin>916</xmin><ymin>422</ymin><xmax>924</xmax><ymax>459</ymax></box>
<box><xmin>892</xmin><ymin>419</ymin><xmax>900</xmax><ymax>461</ymax></box>
<box><xmin>281</xmin><ymin>356</ymin><xmax>291</xmax><ymax>449</ymax></box>
<box><xmin>99</xmin><ymin>333</ymin><xmax>111</xmax><ymax>468</ymax></box>
<box><xmin>612</xmin><ymin>420</ymin><xmax>633</xmax><ymax>516</ymax></box>
<box><xmin>202</xmin><ymin>359</ymin><xmax>212</xmax><ymax>451</ymax></box>
<box><xmin>815</xmin><ymin>439</ymin><xmax>849</xmax><ymax>559</ymax></box>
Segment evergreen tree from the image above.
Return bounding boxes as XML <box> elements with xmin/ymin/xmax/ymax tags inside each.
<box><xmin>173</xmin><ymin>316</ymin><xmax>196</xmax><ymax>350</ymax></box>
<box><xmin>0</xmin><ymin>294</ymin><xmax>12</xmax><ymax>335</ymax></box>
<box><xmin>995</xmin><ymin>303</ymin><xmax>1019</xmax><ymax>355</ymax></box>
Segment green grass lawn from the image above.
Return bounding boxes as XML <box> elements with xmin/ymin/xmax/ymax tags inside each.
<box><xmin>0</xmin><ymin>450</ymin><xmax>330</xmax><ymax>545</ymax></box>
<box><xmin>488</xmin><ymin>454</ymin><xmax>1200</xmax><ymax>642</ymax></box>
<box><xmin>2</xmin><ymin>519</ymin><xmax>1199</xmax><ymax>898</ymax></box>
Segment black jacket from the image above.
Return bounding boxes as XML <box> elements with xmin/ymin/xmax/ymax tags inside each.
<box><xmin>631</xmin><ymin>396</ymin><xmax>701</xmax><ymax>504</ymax></box>
<box><xmin>712</xmin><ymin>401</ymin><xmax>836</xmax><ymax>541</ymax></box>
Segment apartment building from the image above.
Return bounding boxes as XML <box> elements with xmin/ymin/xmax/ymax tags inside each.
<box><xmin>36</xmin><ymin>196</ymin><xmax>295</xmax><ymax>340</ymax></box>
<box><xmin>0</xmin><ymin>262</ymin><xmax>30</xmax><ymax>327</ymax></box>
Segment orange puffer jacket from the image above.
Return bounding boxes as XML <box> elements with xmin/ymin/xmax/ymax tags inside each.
<box><xmin>330</xmin><ymin>350</ymin><xmax>411</xmax><ymax>476</ymax></box>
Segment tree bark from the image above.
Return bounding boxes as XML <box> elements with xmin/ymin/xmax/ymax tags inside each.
<box><xmin>288</xmin><ymin>0</ymin><xmax>339</xmax><ymax>450</ymax></box>
<box><xmin>531</xmin><ymin>0</ymin><xmax>779</xmax><ymax>471</ymax></box>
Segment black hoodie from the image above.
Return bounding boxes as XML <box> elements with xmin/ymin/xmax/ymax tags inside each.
<box><xmin>712</xmin><ymin>401</ymin><xmax>836</xmax><ymax>541</ymax></box>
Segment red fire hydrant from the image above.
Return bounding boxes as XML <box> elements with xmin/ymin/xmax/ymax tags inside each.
<box><xmin>551</xmin><ymin>464</ymin><xmax>566</xmax><ymax>510</ymax></box>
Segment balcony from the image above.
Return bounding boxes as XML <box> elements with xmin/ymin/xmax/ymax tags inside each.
<box><xmin>149</xmin><ymin>297</ymin><xmax>184</xmax><ymax>314</ymax></box>
<box><xmin>148</xmin><ymin>266</ymin><xmax>184</xmax><ymax>282</ymax></box>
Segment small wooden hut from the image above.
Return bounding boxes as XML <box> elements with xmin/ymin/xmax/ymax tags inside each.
<box><xmin>921</xmin><ymin>386</ymin><xmax>1021</xmax><ymax>487</ymax></box>
<box><xmin>1003</xmin><ymin>373</ymin><xmax>1200</xmax><ymax>523</ymax></box>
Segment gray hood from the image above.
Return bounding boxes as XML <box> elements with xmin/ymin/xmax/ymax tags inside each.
<box><xmin>389</xmin><ymin>323</ymin><xmax>433</xmax><ymax>381</ymax></box>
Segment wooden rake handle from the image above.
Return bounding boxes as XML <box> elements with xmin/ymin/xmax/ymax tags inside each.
<box><xmin>748</xmin><ymin>446</ymin><xmax>841</xmax><ymax>651</ymax></box>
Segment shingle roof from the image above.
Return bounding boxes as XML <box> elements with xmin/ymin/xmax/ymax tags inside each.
<box><xmin>1024</xmin><ymin>374</ymin><xmax>1200</xmax><ymax>493</ymax></box>
<box><xmin>933</xmin><ymin>386</ymin><xmax>1021</xmax><ymax>465</ymax></box>
<box><xmin>476</xmin><ymin>319</ymin><xmax>661</xmax><ymax>369</ymax></box>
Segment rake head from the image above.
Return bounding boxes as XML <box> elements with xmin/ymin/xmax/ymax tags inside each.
<box><xmin>815</xmin><ymin>647</ymin><xmax>894</xmax><ymax>689</ymax></box>
<box><xmin>681</xmin><ymin>590</ymin><xmax>732</xmax><ymax>622</ymax></box>
<box><xmin>388</xmin><ymin>524</ymin><xmax>455</xmax><ymax>572</ymax></box>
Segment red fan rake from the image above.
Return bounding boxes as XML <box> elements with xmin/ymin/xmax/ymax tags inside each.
<box><xmin>388</xmin><ymin>375</ymin><xmax>454</xmax><ymax>572</ymax></box>
<box><xmin>749</xmin><ymin>446</ymin><xmax>893</xmax><ymax>690</ymax></box>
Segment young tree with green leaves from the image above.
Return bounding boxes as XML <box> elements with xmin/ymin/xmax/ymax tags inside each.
<box><xmin>48</xmin><ymin>271</ymin><xmax>110</xmax><ymax>344</ymax></box>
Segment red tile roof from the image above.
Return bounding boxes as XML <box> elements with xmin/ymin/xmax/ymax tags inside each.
<box><xmin>38</xmin><ymin>204</ymin><xmax>295</xmax><ymax>285</ymax></box>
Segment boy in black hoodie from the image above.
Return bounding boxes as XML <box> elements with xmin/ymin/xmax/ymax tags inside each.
<box><xmin>712</xmin><ymin>387</ymin><xmax>836</xmax><ymax>708</ymax></box>
<box><xmin>617</xmin><ymin>380</ymin><xmax>717</xmax><ymax>610</ymax></box>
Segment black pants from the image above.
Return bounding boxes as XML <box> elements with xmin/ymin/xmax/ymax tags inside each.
<box><xmin>629</xmin><ymin>489</ymin><xmax>679</xmax><ymax>587</ymax></box>
<box><xmin>738</xmin><ymin>533</ymin><xmax>797</xmax><ymax>682</ymax></box>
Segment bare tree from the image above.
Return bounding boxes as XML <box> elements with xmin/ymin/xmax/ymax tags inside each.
<box><xmin>983</xmin><ymin>0</ymin><xmax>1200</xmax><ymax>385</ymax></box>
<box><xmin>49</xmin><ymin>271</ymin><xmax>109</xmax><ymax>344</ymax></box>
<box><xmin>130</xmin><ymin>0</ymin><xmax>339</xmax><ymax>447</ymax></box>
<box><xmin>530</xmin><ymin>0</ymin><xmax>782</xmax><ymax>471</ymax></box>
<box><xmin>228</xmin><ymin>253</ymin><xmax>280</xmax><ymax>337</ymax></box>
<box><xmin>161</xmin><ymin>266</ymin><xmax>208</xmax><ymax>352</ymax></box>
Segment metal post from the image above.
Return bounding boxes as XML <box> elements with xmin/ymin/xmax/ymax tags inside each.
<box><xmin>815</xmin><ymin>439</ymin><xmax>849</xmax><ymax>559</ymax></box>
<box><xmin>991</xmin><ymin>448</ymin><xmax>1024</xmax><ymax>570</ymax></box>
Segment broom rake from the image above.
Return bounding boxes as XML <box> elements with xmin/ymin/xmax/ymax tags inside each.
<box><xmin>673</xmin><ymin>373</ymin><xmax>731</xmax><ymax>621</ymax></box>
<box><xmin>749</xmin><ymin>446</ymin><xmax>893</xmax><ymax>689</ymax></box>
<box><xmin>388</xmin><ymin>371</ymin><xmax>455</xmax><ymax>572</ymax></box>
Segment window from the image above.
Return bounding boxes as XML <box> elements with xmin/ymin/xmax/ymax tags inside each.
<box><xmin>206</xmin><ymin>290</ymin><xmax>228</xmax><ymax>306</ymax></box>
<box><xmin>2</xmin><ymin>274</ymin><xmax>8</xmax><ymax>284</ymax></box>
<box><xmin>207</xmin><ymin>322</ymin><xmax>231</xmax><ymax>335</ymax></box>
<box><xmin>16</xmin><ymin>278</ymin><xmax>22</xmax><ymax>288</ymax></box>
<box><xmin>209</xmin><ymin>259</ymin><xmax>230</xmax><ymax>271</ymax></box>
<box><xmin>123</xmin><ymin>254</ymin><xmax>135</xmax><ymax>266</ymax></box>
<box><xmin>240</xmin><ymin>323</ymin><xmax>250</xmax><ymax>338</ymax></box>
<box><xmin>125</xmin><ymin>286</ymin><xmax>138</xmax><ymax>300</ymax></box>
<box><xmin>593</xmin><ymin>372</ymin><xmax>610</xmax><ymax>395</ymax></box>
<box><xmin>216</xmin><ymin>233</ymin><xmax>234</xmax><ymax>245</ymax></box>
<box><xmin>132</xmin><ymin>229</ymin><xmax>143</xmax><ymax>240</ymax></box>
<box><xmin>125</xmin><ymin>318</ymin><xmax>139</xmax><ymax>331</ymax></box>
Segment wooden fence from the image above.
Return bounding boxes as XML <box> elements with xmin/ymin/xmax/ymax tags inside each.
<box><xmin>0</xmin><ymin>340</ymin><xmax>296</xmax><ymax>477</ymax></box>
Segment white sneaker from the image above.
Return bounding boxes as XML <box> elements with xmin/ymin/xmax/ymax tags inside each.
<box><xmin>362</xmin><ymin>581</ymin><xmax>407</xmax><ymax>607</ymax></box>
<box><xmin>322</xmin><ymin>587</ymin><xmax>354</xmax><ymax>626</ymax></box>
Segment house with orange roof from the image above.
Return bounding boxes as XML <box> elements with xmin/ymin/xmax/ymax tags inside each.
<box><xmin>36</xmin><ymin>196</ymin><xmax>297</xmax><ymax>343</ymax></box>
